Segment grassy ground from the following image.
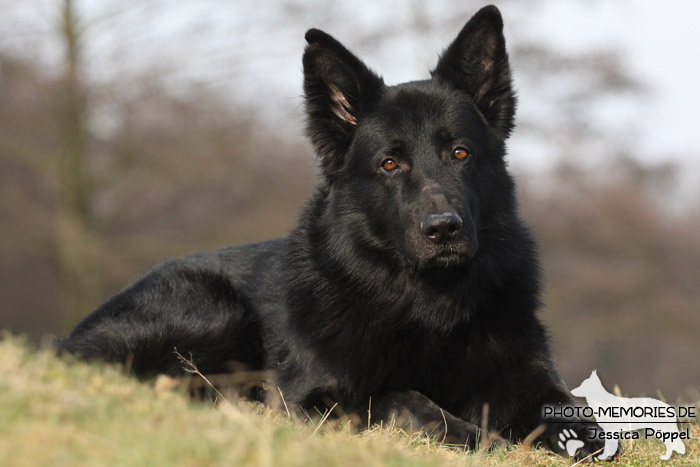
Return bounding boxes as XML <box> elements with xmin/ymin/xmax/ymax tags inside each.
<box><xmin>0</xmin><ymin>335</ymin><xmax>697</xmax><ymax>467</ymax></box>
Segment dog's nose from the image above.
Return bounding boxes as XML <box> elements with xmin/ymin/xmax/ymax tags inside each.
<box><xmin>420</xmin><ymin>211</ymin><xmax>462</xmax><ymax>243</ymax></box>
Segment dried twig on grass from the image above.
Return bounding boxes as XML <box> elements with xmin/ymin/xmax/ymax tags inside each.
<box><xmin>309</xmin><ymin>403</ymin><xmax>338</xmax><ymax>438</ymax></box>
<box><xmin>173</xmin><ymin>348</ymin><xmax>234</xmax><ymax>410</ymax></box>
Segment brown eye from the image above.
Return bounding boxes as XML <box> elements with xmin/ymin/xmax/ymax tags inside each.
<box><xmin>453</xmin><ymin>147</ymin><xmax>470</xmax><ymax>161</ymax></box>
<box><xmin>382</xmin><ymin>158</ymin><xmax>398</xmax><ymax>172</ymax></box>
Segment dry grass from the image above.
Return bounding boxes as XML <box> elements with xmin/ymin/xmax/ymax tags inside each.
<box><xmin>0</xmin><ymin>335</ymin><xmax>697</xmax><ymax>466</ymax></box>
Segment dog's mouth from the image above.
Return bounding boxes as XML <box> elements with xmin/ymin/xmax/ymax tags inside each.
<box><xmin>421</xmin><ymin>244</ymin><xmax>474</xmax><ymax>269</ymax></box>
<box><xmin>426</xmin><ymin>253</ymin><xmax>467</xmax><ymax>269</ymax></box>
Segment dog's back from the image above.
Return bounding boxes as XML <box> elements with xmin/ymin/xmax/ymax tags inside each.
<box><xmin>60</xmin><ymin>239</ymin><xmax>288</xmax><ymax>377</ymax></box>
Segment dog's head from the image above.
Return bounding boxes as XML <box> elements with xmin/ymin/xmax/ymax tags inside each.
<box><xmin>303</xmin><ymin>6</ymin><xmax>517</xmax><ymax>270</ymax></box>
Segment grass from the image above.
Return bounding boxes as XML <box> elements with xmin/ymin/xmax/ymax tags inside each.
<box><xmin>0</xmin><ymin>335</ymin><xmax>698</xmax><ymax>466</ymax></box>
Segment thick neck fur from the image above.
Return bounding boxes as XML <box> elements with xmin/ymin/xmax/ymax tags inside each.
<box><xmin>285</xmin><ymin>176</ymin><xmax>539</xmax><ymax>335</ymax></box>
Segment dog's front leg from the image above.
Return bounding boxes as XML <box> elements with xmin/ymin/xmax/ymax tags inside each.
<box><xmin>369</xmin><ymin>390</ymin><xmax>484</xmax><ymax>448</ymax></box>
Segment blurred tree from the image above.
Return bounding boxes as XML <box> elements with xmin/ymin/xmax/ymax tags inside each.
<box><xmin>54</xmin><ymin>0</ymin><xmax>100</xmax><ymax>328</ymax></box>
<box><xmin>519</xmin><ymin>158</ymin><xmax>700</xmax><ymax>397</ymax></box>
<box><xmin>0</xmin><ymin>1</ymin><xmax>316</xmax><ymax>337</ymax></box>
<box><xmin>0</xmin><ymin>56</ymin><xmax>63</xmax><ymax>338</ymax></box>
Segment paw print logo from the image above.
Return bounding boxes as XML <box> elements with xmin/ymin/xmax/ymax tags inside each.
<box><xmin>558</xmin><ymin>428</ymin><xmax>584</xmax><ymax>457</ymax></box>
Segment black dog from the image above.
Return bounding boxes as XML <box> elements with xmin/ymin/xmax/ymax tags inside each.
<box><xmin>60</xmin><ymin>5</ymin><xmax>605</xmax><ymax>459</ymax></box>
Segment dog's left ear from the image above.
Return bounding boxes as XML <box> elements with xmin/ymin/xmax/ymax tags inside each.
<box><xmin>432</xmin><ymin>5</ymin><xmax>516</xmax><ymax>138</ymax></box>
<box><xmin>303</xmin><ymin>29</ymin><xmax>384</xmax><ymax>179</ymax></box>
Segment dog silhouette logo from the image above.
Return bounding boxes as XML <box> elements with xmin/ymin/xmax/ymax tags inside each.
<box><xmin>570</xmin><ymin>370</ymin><xmax>687</xmax><ymax>460</ymax></box>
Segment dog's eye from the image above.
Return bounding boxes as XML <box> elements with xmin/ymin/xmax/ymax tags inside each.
<box><xmin>381</xmin><ymin>158</ymin><xmax>398</xmax><ymax>172</ymax></box>
<box><xmin>453</xmin><ymin>147</ymin><xmax>471</xmax><ymax>161</ymax></box>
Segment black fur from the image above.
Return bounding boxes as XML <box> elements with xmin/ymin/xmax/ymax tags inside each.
<box><xmin>59</xmin><ymin>6</ymin><xmax>606</xmax><ymax>459</ymax></box>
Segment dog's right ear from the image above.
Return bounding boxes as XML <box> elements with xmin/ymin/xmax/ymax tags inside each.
<box><xmin>303</xmin><ymin>29</ymin><xmax>384</xmax><ymax>179</ymax></box>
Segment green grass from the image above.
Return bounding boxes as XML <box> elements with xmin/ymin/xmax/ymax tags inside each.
<box><xmin>0</xmin><ymin>335</ymin><xmax>697</xmax><ymax>466</ymax></box>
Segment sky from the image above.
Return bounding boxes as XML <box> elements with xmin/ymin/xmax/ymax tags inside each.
<box><xmin>524</xmin><ymin>0</ymin><xmax>700</xmax><ymax>165</ymax></box>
